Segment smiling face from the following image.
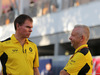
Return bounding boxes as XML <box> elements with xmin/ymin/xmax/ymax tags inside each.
<box><xmin>16</xmin><ymin>19</ymin><xmax>33</xmax><ymax>39</ymax></box>
<box><xmin>69</xmin><ymin>27</ymin><xmax>82</xmax><ymax>49</ymax></box>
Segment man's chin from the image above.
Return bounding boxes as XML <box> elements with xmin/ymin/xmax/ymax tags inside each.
<box><xmin>25</xmin><ymin>35</ymin><xmax>30</xmax><ymax>38</ymax></box>
<box><xmin>71</xmin><ymin>44</ymin><xmax>73</xmax><ymax>47</ymax></box>
<box><xmin>27</xmin><ymin>36</ymin><xmax>30</xmax><ymax>38</ymax></box>
<box><xmin>27</xmin><ymin>34</ymin><xmax>31</xmax><ymax>37</ymax></box>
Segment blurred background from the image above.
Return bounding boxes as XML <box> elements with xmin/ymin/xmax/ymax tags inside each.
<box><xmin>0</xmin><ymin>0</ymin><xmax>100</xmax><ymax>75</ymax></box>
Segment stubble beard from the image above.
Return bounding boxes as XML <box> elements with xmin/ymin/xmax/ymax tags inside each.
<box><xmin>71</xmin><ymin>43</ymin><xmax>73</xmax><ymax>47</ymax></box>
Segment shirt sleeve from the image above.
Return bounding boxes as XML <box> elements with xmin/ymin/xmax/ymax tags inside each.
<box><xmin>33</xmin><ymin>44</ymin><xmax>39</xmax><ymax>67</ymax></box>
<box><xmin>64</xmin><ymin>53</ymin><xmax>86</xmax><ymax>74</ymax></box>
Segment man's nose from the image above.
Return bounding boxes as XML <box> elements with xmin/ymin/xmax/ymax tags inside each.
<box><xmin>29</xmin><ymin>28</ymin><xmax>32</xmax><ymax>32</ymax></box>
<box><xmin>69</xmin><ymin>36</ymin><xmax>71</xmax><ymax>40</ymax></box>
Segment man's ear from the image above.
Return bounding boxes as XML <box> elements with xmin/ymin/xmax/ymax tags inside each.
<box><xmin>16</xmin><ymin>23</ymin><xmax>20</xmax><ymax>29</ymax></box>
<box><xmin>81</xmin><ymin>35</ymin><xmax>85</xmax><ymax>42</ymax></box>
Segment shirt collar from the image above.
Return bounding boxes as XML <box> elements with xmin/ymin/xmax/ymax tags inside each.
<box><xmin>75</xmin><ymin>44</ymin><xmax>88</xmax><ymax>53</ymax></box>
<box><xmin>25</xmin><ymin>38</ymin><xmax>29</xmax><ymax>44</ymax></box>
<box><xmin>11</xmin><ymin>34</ymin><xmax>29</xmax><ymax>44</ymax></box>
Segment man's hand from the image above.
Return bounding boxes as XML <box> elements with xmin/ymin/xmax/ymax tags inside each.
<box><xmin>60</xmin><ymin>70</ymin><xmax>70</xmax><ymax>75</ymax></box>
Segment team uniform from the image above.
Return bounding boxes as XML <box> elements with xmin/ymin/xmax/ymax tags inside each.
<box><xmin>64</xmin><ymin>44</ymin><xmax>93</xmax><ymax>75</ymax></box>
<box><xmin>0</xmin><ymin>34</ymin><xmax>39</xmax><ymax>75</ymax></box>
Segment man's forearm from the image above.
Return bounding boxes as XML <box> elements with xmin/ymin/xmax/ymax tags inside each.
<box><xmin>34</xmin><ymin>67</ymin><xmax>40</xmax><ymax>75</ymax></box>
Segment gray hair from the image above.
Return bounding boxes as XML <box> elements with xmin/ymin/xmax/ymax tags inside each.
<box><xmin>74</xmin><ymin>25</ymin><xmax>90</xmax><ymax>41</ymax></box>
